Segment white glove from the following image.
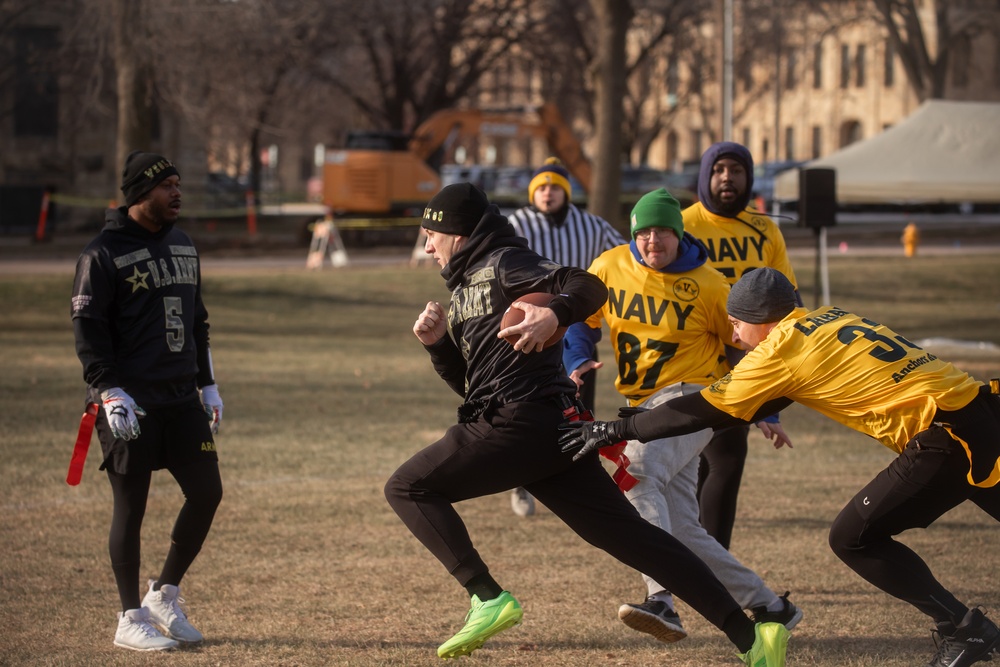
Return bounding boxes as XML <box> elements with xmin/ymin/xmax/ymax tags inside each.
<box><xmin>100</xmin><ymin>387</ymin><xmax>146</xmax><ymax>441</ymax></box>
<box><xmin>200</xmin><ymin>384</ymin><xmax>224</xmax><ymax>434</ymax></box>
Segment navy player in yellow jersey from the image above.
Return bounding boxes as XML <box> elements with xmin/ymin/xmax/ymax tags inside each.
<box><xmin>72</xmin><ymin>151</ymin><xmax>223</xmax><ymax>651</ymax></box>
<box><xmin>683</xmin><ymin>142</ymin><xmax>798</xmax><ymax>551</ymax></box>
<box><xmin>563</xmin><ymin>189</ymin><xmax>800</xmax><ymax>644</ymax></box>
<box><xmin>561</xmin><ymin>268</ymin><xmax>1000</xmax><ymax>667</ymax></box>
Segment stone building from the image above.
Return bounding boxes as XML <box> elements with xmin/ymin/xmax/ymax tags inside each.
<box><xmin>644</xmin><ymin>1</ymin><xmax>1000</xmax><ymax>171</ymax></box>
<box><xmin>2</xmin><ymin>1</ymin><xmax>998</xmax><ymax>233</ymax></box>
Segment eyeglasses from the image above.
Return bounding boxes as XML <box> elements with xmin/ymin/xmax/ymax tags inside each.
<box><xmin>634</xmin><ymin>228</ymin><xmax>676</xmax><ymax>241</ymax></box>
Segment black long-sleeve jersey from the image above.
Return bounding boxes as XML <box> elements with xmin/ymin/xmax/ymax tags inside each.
<box><xmin>71</xmin><ymin>207</ymin><xmax>213</xmax><ymax>406</ymax></box>
<box><xmin>425</xmin><ymin>208</ymin><xmax>607</xmax><ymax>410</ymax></box>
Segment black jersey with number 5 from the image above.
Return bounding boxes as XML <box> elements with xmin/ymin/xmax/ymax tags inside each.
<box><xmin>71</xmin><ymin>207</ymin><xmax>211</xmax><ymax>406</ymax></box>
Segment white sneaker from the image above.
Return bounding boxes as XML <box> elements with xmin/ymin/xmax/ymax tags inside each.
<box><xmin>142</xmin><ymin>580</ymin><xmax>204</xmax><ymax>643</ymax></box>
<box><xmin>114</xmin><ymin>607</ymin><xmax>178</xmax><ymax>651</ymax></box>
<box><xmin>510</xmin><ymin>487</ymin><xmax>536</xmax><ymax>517</ymax></box>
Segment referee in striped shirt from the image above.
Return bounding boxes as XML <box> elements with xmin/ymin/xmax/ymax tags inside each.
<box><xmin>508</xmin><ymin>157</ymin><xmax>626</xmax><ymax>517</ymax></box>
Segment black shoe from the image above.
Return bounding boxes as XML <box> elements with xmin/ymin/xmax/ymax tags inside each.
<box><xmin>617</xmin><ymin>597</ymin><xmax>688</xmax><ymax>643</ymax></box>
<box><xmin>927</xmin><ymin>607</ymin><xmax>1000</xmax><ymax>667</ymax></box>
<box><xmin>751</xmin><ymin>591</ymin><xmax>803</xmax><ymax>631</ymax></box>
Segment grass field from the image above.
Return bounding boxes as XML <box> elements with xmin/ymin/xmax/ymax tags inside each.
<box><xmin>1</xmin><ymin>250</ymin><xmax>998</xmax><ymax>666</ymax></box>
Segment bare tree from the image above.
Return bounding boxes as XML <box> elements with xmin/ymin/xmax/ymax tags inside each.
<box><xmin>315</xmin><ymin>0</ymin><xmax>545</xmax><ymax>133</ymax></box>
<box><xmin>531</xmin><ymin>1</ymin><xmax>711</xmax><ymax>222</ymax></box>
<box><xmin>621</xmin><ymin>1</ymin><xmax>713</xmax><ymax>164</ymax></box>
<box><xmin>112</xmin><ymin>0</ymin><xmax>155</xmax><ymax>179</ymax></box>
<box><xmin>148</xmin><ymin>0</ymin><xmax>345</xmax><ymax>198</ymax></box>
<box><xmin>870</xmin><ymin>0</ymin><xmax>998</xmax><ymax>100</ymax></box>
<box><xmin>588</xmin><ymin>0</ymin><xmax>633</xmax><ymax>224</ymax></box>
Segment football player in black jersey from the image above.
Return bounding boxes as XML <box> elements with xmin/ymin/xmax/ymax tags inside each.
<box><xmin>383</xmin><ymin>183</ymin><xmax>790</xmax><ymax>665</ymax></box>
<box><xmin>71</xmin><ymin>151</ymin><xmax>224</xmax><ymax>651</ymax></box>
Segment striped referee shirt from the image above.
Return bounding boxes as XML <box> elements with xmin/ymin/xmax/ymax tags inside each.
<box><xmin>508</xmin><ymin>204</ymin><xmax>626</xmax><ymax>269</ymax></box>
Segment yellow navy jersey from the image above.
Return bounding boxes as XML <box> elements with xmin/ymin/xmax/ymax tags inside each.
<box><xmin>703</xmin><ymin>306</ymin><xmax>983</xmax><ymax>453</ymax></box>
<box><xmin>682</xmin><ymin>202</ymin><xmax>798</xmax><ymax>288</ymax></box>
<box><xmin>585</xmin><ymin>244</ymin><xmax>732</xmax><ymax>405</ymax></box>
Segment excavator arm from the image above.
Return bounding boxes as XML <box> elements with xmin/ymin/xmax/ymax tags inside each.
<box><xmin>407</xmin><ymin>104</ymin><xmax>591</xmax><ymax>193</ymax></box>
<box><xmin>323</xmin><ymin>103</ymin><xmax>591</xmax><ymax>216</ymax></box>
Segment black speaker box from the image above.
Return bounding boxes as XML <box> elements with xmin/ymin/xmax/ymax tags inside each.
<box><xmin>798</xmin><ymin>168</ymin><xmax>836</xmax><ymax>228</ymax></box>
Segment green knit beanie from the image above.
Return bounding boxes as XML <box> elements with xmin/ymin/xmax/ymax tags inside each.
<box><xmin>629</xmin><ymin>188</ymin><xmax>684</xmax><ymax>240</ymax></box>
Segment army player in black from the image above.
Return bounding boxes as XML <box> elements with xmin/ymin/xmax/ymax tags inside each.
<box><xmin>71</xmin><ymin>151</ymin><xmax>224</xmax><ymax>651</ymax></box>
<box><xmin>383</xmin><ymin>183</ymin><xmax>789</xmax><ymax>665</ymax></box>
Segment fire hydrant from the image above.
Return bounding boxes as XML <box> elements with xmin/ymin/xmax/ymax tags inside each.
<box><xmin>901</xmin><ymin>222</ymin><xmax>920</xmax><ymax>257</ymax></box>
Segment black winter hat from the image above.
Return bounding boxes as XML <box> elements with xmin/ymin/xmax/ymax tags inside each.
<box><xmin>120</xmin><ymin>150</ymin><xmax>179</xmax><ymax>206</ymax></box>
<box><xmin>421</xmin><ymin>183</ymin><xmax>490</xmax><ymax>236</ymax></box>
<box><xmin>727</xmin><ymin>267</ymin><xmax>798</xmax><ymax>324</ymax></box>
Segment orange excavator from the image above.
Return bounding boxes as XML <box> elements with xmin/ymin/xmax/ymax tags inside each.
<box><xmin>321</xmin><ymin>103</ymin><xmax>591</xmax><ymax>216</ymax></box>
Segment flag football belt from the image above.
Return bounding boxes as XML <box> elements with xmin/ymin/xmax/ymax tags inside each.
<box><xmin>66</xmin><ymin>402</ymin><xmax>99</xmax><ymax>486</ymax></box>
<box><xmin>557</xmin><ymin>395</ymin><xmax>638</xmax><ymax>492</ymax></box>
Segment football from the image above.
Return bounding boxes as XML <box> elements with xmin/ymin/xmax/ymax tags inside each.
<box><xmin>500</xmin><ymin>292</ymin><xmax>567</xmax><ymax>349</ymax></box>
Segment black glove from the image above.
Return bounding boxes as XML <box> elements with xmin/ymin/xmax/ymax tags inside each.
<box><xmin>559</xmin><ymin>419</ymin><xmax>630</xmax><ymax>461</ymax></box>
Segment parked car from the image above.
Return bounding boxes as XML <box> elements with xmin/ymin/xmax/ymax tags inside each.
<box><xmin>620</xmin><ymin>165</ymin><xmax>670</xmax><ymax>194</ymax></box>
<box><xmin>662</xmin><ymin>165</ymin><xmax>700</xmax><ymax>207</ymax></box>
<box><xmin>205</xmin><ymin>171</ymin><xmax>247</xmax><ymax>210</ymax></box>
<box><xmin>440</xmin><ymin>164</ymin><xmax>501</xmax><ymax>194</ymax></box>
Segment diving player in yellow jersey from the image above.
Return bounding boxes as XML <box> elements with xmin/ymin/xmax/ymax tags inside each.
<box><xmin>563</xmin><ymin>190</ymin><xmax>800</xmax><ymax>645</ymax></box>
<box><xmin>683</xmin><ymin>142</ymin><xmax>800</xmax><ymax>551</ymax></box>
<box><xmin>561</xmin><ymin>267</ymin><xmax>1000</xmax><ymax>667</ymax></box>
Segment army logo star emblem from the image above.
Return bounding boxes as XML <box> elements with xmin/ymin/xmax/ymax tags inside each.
<box><xmin>126</xmin><ymin>265</ymin><xmax>150</xmax><ymax>292</ymax></box>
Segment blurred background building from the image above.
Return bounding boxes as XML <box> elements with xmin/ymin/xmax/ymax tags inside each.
<box><xmin>1</xmin><ymin>0</ymin><xmax>997</xmax><ymax>232</ymax></box>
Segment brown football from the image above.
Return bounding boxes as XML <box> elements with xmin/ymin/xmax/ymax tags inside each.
<box><xmin>500</xmin><ymin>292</ymin><xmax>567</xmax><ymax>349</ymax></box>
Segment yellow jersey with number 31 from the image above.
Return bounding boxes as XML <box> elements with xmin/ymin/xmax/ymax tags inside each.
<box><xmin>703</xmin><ymin>306</ymin><xmax>982</xmax><ymax>453</ymax></box>
<box><xmin>585</xmin><ymin>245</ymin><xmax>733</xmax><ymax>405</ymax></box>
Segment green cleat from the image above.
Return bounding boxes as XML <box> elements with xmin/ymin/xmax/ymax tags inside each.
<box><xmin>437</xmin><ymin>591</ymin><xmax>523</xmax><ymax>659</ymax></box>
<box><xmin>739</xmin><ymin>622</ymin><xmax>790</xmax><ymax>667</ymax></box>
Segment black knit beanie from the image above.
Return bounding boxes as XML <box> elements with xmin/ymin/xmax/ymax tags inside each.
<box><xmin>421</xmin><ymin>183</ymin><xmax>489</xmax><ymax>236</ymax></box>
<box><xmin>120</xmin><ymin>150</ymin><xmax>179</xmax><ymax>206</ymax></box>
<box><xmin>727</xmin><ymin>267</ymin><xmax>797</xmax><ymax>323</ymax></box>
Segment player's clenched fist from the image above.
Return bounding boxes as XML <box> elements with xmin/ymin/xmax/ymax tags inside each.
<box><xmin>414</xmin><ymin>301</ymin><xmax>448</xmax><ymax>345</ymax></box>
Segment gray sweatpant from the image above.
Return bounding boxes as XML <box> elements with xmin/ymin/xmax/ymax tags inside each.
<box><xmin>624</xmin><ymin>382</ymin><xmax>779</xmax><ymax>611</ymax></box>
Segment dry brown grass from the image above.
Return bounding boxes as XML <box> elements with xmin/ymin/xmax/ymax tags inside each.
<box><xmin>1</xmin><ymin>250</ymin><xmax>998</xmax><ymax>666</ymax></box>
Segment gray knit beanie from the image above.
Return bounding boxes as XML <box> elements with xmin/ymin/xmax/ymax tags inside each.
<box><xmin>727</xmin><ymin>268</ymin><xmax>797</xmax><ymax>323</ymax></box>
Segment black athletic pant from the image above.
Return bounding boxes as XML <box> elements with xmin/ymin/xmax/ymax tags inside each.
<box><xmin>385</xmin><ymin>399</ymin><xmax>755</xmax><ymax>649</ymax></box>
<box><xmin>829</xmin><ymin>390</ymin><xmax>1000</xmax><ymax>625</ymax></box>
<box><xmin>576</xmin><ymin>349</ymin><xmax>599</xmax><ymax>414</ymax></box>
<box><xmin>697</xmin><ymin>424</ymin><xmax>749</xmax><ymax>550</ymax></box>
<box><xmin>107</xmin><ymin>461</ymin><xmax>223</xmax><ymax>611</ymax></box>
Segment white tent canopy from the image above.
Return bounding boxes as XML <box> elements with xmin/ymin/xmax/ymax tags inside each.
<box><xmin>774</xmin><ymin>100</ymin><xmax>1000</xmax><ymax>204</ymax></box>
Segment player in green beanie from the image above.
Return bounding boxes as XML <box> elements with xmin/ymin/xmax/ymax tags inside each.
<box><xmin>629</xmin><ymin>188</ymin><xmax>684</xmax><ymax>240</ymax></box>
